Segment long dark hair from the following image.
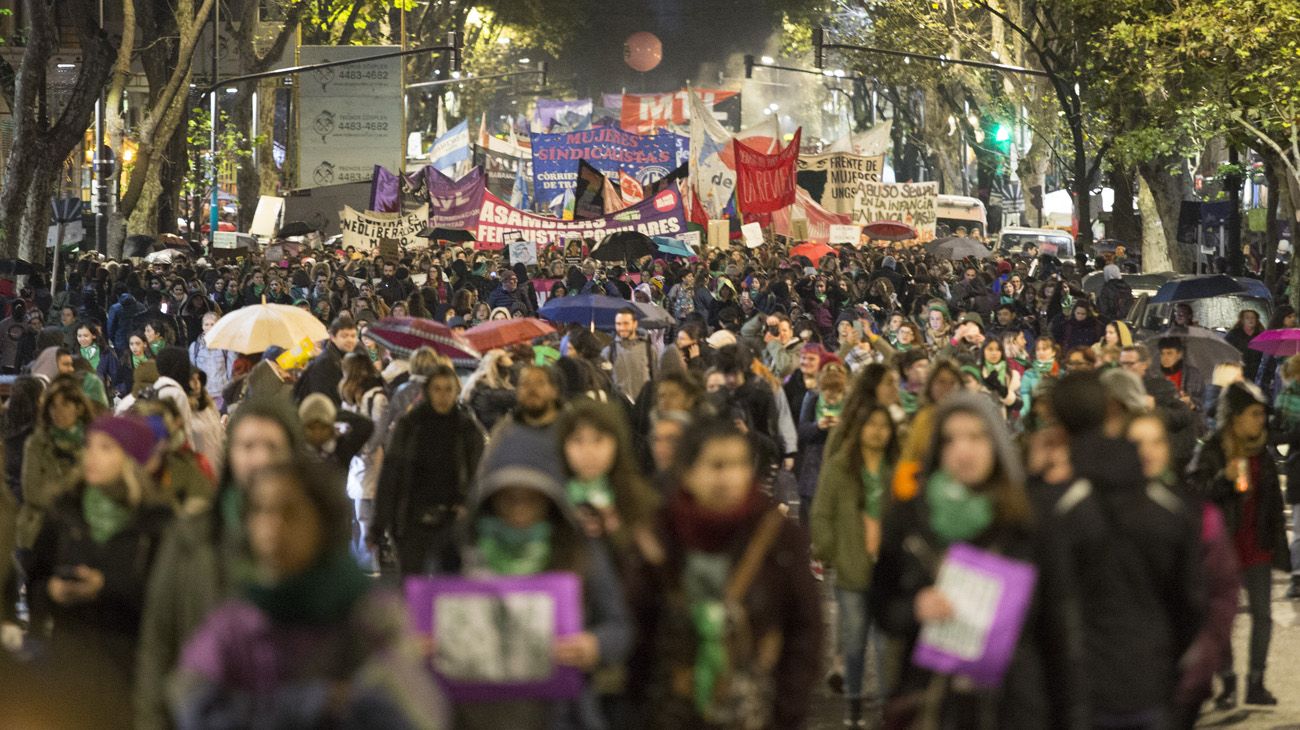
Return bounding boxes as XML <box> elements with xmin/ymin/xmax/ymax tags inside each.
<box><xmin>2</xmin><ymin>376</ymin><xmax>44</xmax><ymax>438</ymax></box>
<box><xmin>837</xmin><ymin>403</ymin><xmax>900</xmax><ymax>472</ymax></box>
<box><xmin>556</xmin><ymin>400</ymin><xmax>659</xmax><ymax>530</ymax></box>
<box><xmin>829</xmin><ymin>363</ymin><xmax>895</xmax><ymax>454</ymax></box>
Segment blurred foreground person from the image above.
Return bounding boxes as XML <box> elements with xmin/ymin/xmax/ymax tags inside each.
<box><xmin>170</xmin><ymin>457</ymin><xmax>446</xmax><ymax>728</ymax></box>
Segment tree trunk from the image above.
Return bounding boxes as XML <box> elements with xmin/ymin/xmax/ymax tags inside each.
<box><xmin>18</xmin><ymin>160</ymin><xmax>56</xmax><ymax>265</ymax></box>
<box><xmin>1261</xmin><ymin>149</ymin><xmax>1282</xmax><ymax>289</ymax></box>
<box><xmin>127</xmin><ymin>85</ymin><xmax>191</xmax><ymax>236</ymax></box>
<box><xmin>1137</xmin><ymin>158</ymin><xmax>1193</xmax><ymax>273</ymax></box>
<box><xmin>1108</xmin><ymin>167</ymin><xmax>1141</xmax><ymax>246</ymax></box>
<box><xmin>257</xmin><ymin>79</ymin><xmax>280</xmax><ymax>195</ymax></box>
<box><xmin>1136</xmin><ymin>173</ymin><xmax>1174</xmax><ymax>273</ymax></box>
<box><xmin>922</xmin><ymin>84</ymin><xmax>962</xmax><ymax>194</ymax></box>
<box><xmin>232</xmin><ymin>90</ymin><xmax>258</xmax><ymax>230</ymax></box>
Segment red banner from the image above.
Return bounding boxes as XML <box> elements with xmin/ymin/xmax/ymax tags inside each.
<box><xmin>735</xmin><ymin>128</ymin><xmax>801</xmax><ymax>214</ymax></box>
<box><xmin>620</xmin><ymin>89</ymin><xmax>738</xmax><ymax>134</ymax></box>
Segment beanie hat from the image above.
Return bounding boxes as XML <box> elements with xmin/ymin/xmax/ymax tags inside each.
<box><xmin>88</xmin><ymin>414</ymin><xmax>161</xmax><ymax>465</ymax></box>
<box><xmin>926</xmin><ymin>300</ymin><xmax>951</xmax><ymax>320</ymax></box>
<box><xmin>299</xmin><ymin>393</ymin><xmax>337</xmax><ymax>426</ymax></box>
<box><xmin>1100</xmin><ymin>368</ymin><xmax>1148</xmax><ymax>415</ymax></box>
<box><xmin>155</xmin><ymin>346</ymin><xmax>191</xmax><ymax>387</ymax></box>
<box><xmin>818</xmin><ymin>351</ymin><xmax>844</xmax><ymax>371</ymax></box>
<box><xmin>1218</xmin><ymin>380</ymin><xmax>1267</xmax><ymax>427</ymax></box>
<box><xmin>881</xmin><ymin>256</ymin><xmax>897</xmax><ymax>270</ymax></box>
<box><xmin>132</xmin><ymin>361</ymin><xmax>160</xmax><ymax>395</ymax></box>
<box><xmin>957</xmin><ymin>312</ymin><xmax>985</xmax><ymax>331</ymax></box>
<box><xmin>1103</xmin><ymin>264</ymin><xmax>1122</xmax><ymax>282</ymax></box>
<box><xmin>997</xmin><ymin>260</ymin><xmax>1012</xmax><ymax>275</ymax></box>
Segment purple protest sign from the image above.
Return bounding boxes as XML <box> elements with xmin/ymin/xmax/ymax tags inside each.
<box><xmin>370</xmin><ymin>164</ymin><xmax>402</xmax><ymax>213</ymax></box>
<box><xmin>911</xmin><ymin>543</ymin><xmax>1038</xmax><ymax>689</ymax></box>
<box><xmin>426</xmin><ymin>166</ymin><xmax>486</xmax><ymax>232</ymax></box>
<box><xmin>405</xmin><ymin>571</ymin><xmax>584</xmax><ymax>702</ymax></box>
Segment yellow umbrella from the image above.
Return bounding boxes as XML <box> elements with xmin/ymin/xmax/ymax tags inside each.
<box><xmin>204</xmin><ymin>303</ymin><xmax>328</xmax><ymax>354</ymax></box>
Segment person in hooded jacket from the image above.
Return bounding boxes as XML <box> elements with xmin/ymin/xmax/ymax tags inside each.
<box><xmin>107</xmin><ymin>289</ymin><xmax>147</xmax><ymax>354</ymax></box>
<box><xmin>870</xmin><ymin>393</ymin><xmax>1086</xmax><ymax>729</ymax></box>
<box><xmin>1187</xmin><ymin>381</ymin><xmax>1289</xmax><ymax>709</ymax></box>
<box><xmin>445</xmin><ymin>462</ymin><xmax>632</xmax><ymax>730</ymax></box>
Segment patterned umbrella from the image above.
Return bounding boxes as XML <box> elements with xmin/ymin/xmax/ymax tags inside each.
<box><xmin>464</xmin><ymin>318</ymin><xmax>557</xmax><ymax>352</ymax></box>
<box><xmin>366</xmin><ymin>317</ymin><xmax>481</xmax><ymax>366</ymax></box>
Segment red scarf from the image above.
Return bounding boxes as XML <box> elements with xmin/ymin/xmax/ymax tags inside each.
<box><xmin>668</xmin><ymin>487</ymin><xmax>768</xmax><ymax>553</ymax></box>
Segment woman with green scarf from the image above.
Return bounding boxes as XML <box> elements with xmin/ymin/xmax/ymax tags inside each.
<box><xmin>16</xmin><ymin>378</ymin><xmax>95</xmax><ymax>554</ymax></box>
<box><xmin>980</xmin><ymin>338</ymin><xmax>1022</xmax><ymax>420</ymax></box>
<box><xmin>451</xmin><ymin>463</ymin><xmax>632</xmax><ymax>729</ymax></box>
<box><xmin>170</xmin><ymin>457</ymin><xmax>446</xmax><ymax>728</ymax></box>
<box><xmin>77</xmin><ymin>322</ymin><xmax>120</xmax><ymax>395</ymax></box>
<box><xmin>868</xmin><ymin>393</ymin><xmax>1083</xmax><ymax>728</ymax></box>
<box><xmin>28</xmin><ymin>414</ymin><xmax>171</xmax><ymax>723</ymax></box>
<box><xmin>1019</xmin><ymin>335</ymin><xmax>1061</xmax><ymax>419</ymax></box>
<box><xmin>116</xmin><ymin>332</ymin><xmax>154</xmax><ymax>399</ymax></box>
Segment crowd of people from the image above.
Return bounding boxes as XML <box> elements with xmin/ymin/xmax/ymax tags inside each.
<box><xmin>0</xmin><ymin>235</ymin><xmax>1295</xmax><ymax>729</ymax></box>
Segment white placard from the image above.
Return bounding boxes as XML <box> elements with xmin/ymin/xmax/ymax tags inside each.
<box><xmin>741</xmin><ymin>222</ymin><xmax>764</xmax><ymax>249</ymax></box>
<box><xmin>249</xmin><ymin>195</ymin><xmax>285</xmax><ymax>239</ymax></box>
<box><xmin>46</xmin><ymin>221</ymin><xmax>84</xmax><ymax>249</ymax></box>
<box><xmin>509</xmin><ymin>240</ymin><xmax>539</xmax><ymax>266</ymax></box>
<box><xmin>679</xmin><ymin>230</ymin><xmax>701</xmax><ymax>251</ymax></box>
<box><xmin>828</xmin><ymin>224</ymin><xmax>862</xmax><ymax>245</ymax></box>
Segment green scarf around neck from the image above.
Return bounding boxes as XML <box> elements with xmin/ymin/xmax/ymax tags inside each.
<box><xmin>50</xmin><ymin>423</ymin><xmax>85</xmax><ymax>454</ymax></box>
<box><xmin>982</xmin><ymin>359</ymin><xmax>1008</xmax><ymax>386</ymax></box>
<box><xmin>566</xmin><ymin>476</ymin><xmax>613</xmax><ymax>510</ymax></box>
<box><xmin>816</xmin><ymin>393</ymin><xmax>844</xmax><ymax>422</ymax></box>
<box><xmin>83</xmin><ymin>486</ymin><xmax>133</xmax><ymax>544</ymax></box>
<box><xmin>80</xmin><ymin>344</ymin><xmax>100</xmax><ymax>371</ymax></box>
<box><xmin>925</xmin><ymin>470</ymin><xmax>994</xmax><ymax>543</ymax></box>
<box><xmin>476</xmin><ymin>516</ymin><xmax>552</xmax><ymax>575</ymax></box>
<box><xmin>149</xmin><ymin>339</ymin><xmax>164</xmax><ymax>355</ymax></box>
<box><xmin>131</xmin><ymin>353</ymin><xmax>149</xmax><ymax>368</ymax></box>
<box><xmin>245</xmin><ymin>549</ymin><xmax>370</xmax><ymax>625</ymax></box>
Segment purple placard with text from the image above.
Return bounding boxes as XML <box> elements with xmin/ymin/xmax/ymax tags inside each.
<box><xmin>911</xmin><ymin>543</ymin><xmax>1038</xmax><ymax>688</ymax></box>
<box><xmin>405</xmin><ymin>572</ymin><xmax>584</xmax><ymax>701</ymax></box>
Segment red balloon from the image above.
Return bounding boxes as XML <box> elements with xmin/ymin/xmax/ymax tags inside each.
<box><xmin>624</xmin><ymin>32</ymin><xmax>663</xmax><ymax>73</ymax></box>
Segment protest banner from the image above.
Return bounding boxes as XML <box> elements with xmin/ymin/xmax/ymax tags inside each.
<box><xmin>620</xmin><ymin>89</ymin><xmax>740</xmax><ymax>134</ymax></box>
<box><xmin>530</xmin><ymin>127</ymin><xmax>688</xmax><ymax>204</ymax></box>
<box><xmin>741</xmin><ymin>222</ymin><xmax>764</xmax><ymax>248</ymax></box>
<box><xmin>772</xmin><ymin>186</ymin><xmax>853</xmax><ymax>244</ymax></box>
<box><xmin>796</xmin><ymin>152</ymin><xmax>885</xmax><ymax>215</ymax></box>
<box><xmin>828</xmin><ymin>224</ymin><xmax>862</xmax><ymax>245</ymax></box>
<box><xmin>689</xmin><ymin>88</ymin><xmax>780</xmax><ymax>219</ymax></box>
<box><xmin>532</xmin><ymin>98</ymin><xmax>592</xmax><ymax>133</ymax></box>
<box><xmin>339</xmin><ymin>204</ymin><xmax>429</xmax><ymax>250</ymax></box>
<box><xmin>474</xmin><ymin>187</ymin><xmax>687</xmax><ymax>249</ymax></box>
<box><xmin>405</xmin><ymin>572</ymin><xmax>584</xmax><ymax>701</ymax></box>
<box><xmin>855</xmin><ymin>181</ymin><xmax>939</xmax><ymax>239</ymax></box>
<box><xmin>427</xmin><ymin>166</ymin><xmax>485</xmax><ymax>231</ymax></box>
<box><xmin>826</xmin><ymin>120</ymin><xmax>894</xmax><ymax>157</ymax></box>
<box><xmin>297</xmin><ymin>46</ymin><xmax>402</xmax><ymax>188</ymax></box>
<box><xmin>735</xmin><ymin>128</ymin><xmax>801</xmax><ymax>214</ymax></box>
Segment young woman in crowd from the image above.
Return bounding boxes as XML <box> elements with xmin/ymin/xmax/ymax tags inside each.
<box><xmin>118</xmin><ymin>331</ymin><xmax>155</xmax><ymax>399</ymax></box>
<box><xmin>1019</xmin><ymin>335</ymin><xmax>1061</xmax><ymax>418</ymax></box>
<box><xmin>339</xmin><ymin>351</ymin><xmax>388</xmax><ymax>574</ymax></box>
<box><xmin>169</xmin><ymin>457</ymin><xmax>446</xmax><ymax>727</ymax></box>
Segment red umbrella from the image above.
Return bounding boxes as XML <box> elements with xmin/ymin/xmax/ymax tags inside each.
<box><xmin>790</xmin><ymin>241</ymin><xmax>836</xmax><ymax>263</ymax></box>
<box><xmin>862</xmin><ymin>220</ymin><xmax>917</xmax><ymax>242</ymax></box>
<box><xmin>464</xmin><ymin>317</ymin><xmax>557</xmax><ymax>352</ymax></box>
<box><xmin>366</xmin><ymin>317</ymin><xmax>480</xmax><ymax>366</ymax></box>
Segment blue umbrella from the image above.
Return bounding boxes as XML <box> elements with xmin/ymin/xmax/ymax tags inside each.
<box><xmin>1150</xmin><ymin>274</ymin><xmax>1271</xmax><ymax>303</ymax></box>
<box><xmin>538</xmin><ymin>294</ymin><xmax>635</xmax><ymax>330</ymax></box>
<box><xmin>652</xmin><ymin>235</ymin><xmax>694</xmax><ymax>258</ymax></box>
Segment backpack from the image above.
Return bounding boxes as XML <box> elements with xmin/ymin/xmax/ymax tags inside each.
<box><xmin>1098</xmin><ymin>280</ymin><xmax>1134</xmax><ymax>322</ymax></box>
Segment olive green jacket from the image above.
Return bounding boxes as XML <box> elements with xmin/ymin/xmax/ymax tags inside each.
<box><xmin>15</xmin><ymin>430</ymin><xmax>78</xmax><ymax>549</ymax></box>
<box><xmin>810</xmin><ymin>448</ymin><xmax>892</xmax><ymax>591</ymax></box>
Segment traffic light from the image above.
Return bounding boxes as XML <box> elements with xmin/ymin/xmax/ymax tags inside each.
<box><xmin>994</xmin><ymin>123</ymin><xmax>1012</xmax><ymax>144</ymax></box>
<box><xmin>812</xmin><ymin>28</ymin><xmax>825</xmax><ymax>69</ymax></box>
<box><xmin>744</xmin><ymin>54</ymin><xmax>754</xmax><ymax>79</ymax></box>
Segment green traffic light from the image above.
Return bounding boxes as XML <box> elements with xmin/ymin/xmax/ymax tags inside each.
<box><xmin>994</xmin><ymin>123</ymin><xmax>1012</xmax><ymax>143</ymax></box>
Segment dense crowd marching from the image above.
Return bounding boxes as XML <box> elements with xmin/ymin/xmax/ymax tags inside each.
<box><xmin>0</xmin><ymin>235</ymin><xmax>1295</xmax><ymax>729</ymax></box>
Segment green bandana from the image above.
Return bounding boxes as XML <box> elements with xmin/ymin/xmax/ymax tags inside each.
<box><xmin>476</xmin><ymin>516</ymin><xmax>552</xmax><ymax>575</ymax></box>
<box><xmin>691</xmin><ymin>600</ymin><xmax>728</xmax><ymax>717</ymax></box>
<box><xmin>566</xmin><ymin>476</ymin><xmax>613</xmax><ymax>510</ymax></box>
<box><xmin>82</xmin><ymin>486</ymin><xmax>132</xmax><ymax>544</ymax></box>
<box><xmin>982</xmin><ymin>360</ymin><xmax>1008</xmax><ymax>387</ymax></box>
<box><xmin>245</xmin><ymin>550</ymin><xmax>371</xmax><ymax>625</ymax></box>
<box><xmin>816</xmin><ymin>394</ymin><xmax>844</xmax><ymax>422</ymax></box>
<box><xmin>149</xmin><ymin>339</ymin><xmax>164</xmax><ymax>355</ymax></box>
<box><xmin>132</xmin><ymin>353</ymin><xmax>149</xmax><ymax>368</ymax></box>
<box><xmin>50</xmin><ymin>423</ymin><xmax>85</xmax><ymax>455</ymax></box>
<box><xmin>860</xmin><ymin>464</ymin><xmax>887</xmax><ymax>519</ymax></box>
<box><xmin>81</xmin><ymin>345</ymin><xmax>100</xmax><ymax>371</ymax></box>
<box><xmin>367</xmin><ymin>346</ymin><xmax>380</xmax><ymax>363</ymax></box>
<box><xmin>899</xmin><ymin>390</ymin><xmax>920</xmax><ymax>416</ymax></box>
<box><xmin>925</xmin><ymin>470</ymin><xmax>994</xmax><ymax>543</ymax></box>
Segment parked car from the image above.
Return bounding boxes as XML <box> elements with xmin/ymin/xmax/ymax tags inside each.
<box><xmin>1128</xmin><ymin>274</ymin><xmax>1272</xmax><ymax>338</ymax></box>
<box><xmin>999</xmin><ymin>226</ymin><xmax>1076</xmax><ymax>264</ymax></box>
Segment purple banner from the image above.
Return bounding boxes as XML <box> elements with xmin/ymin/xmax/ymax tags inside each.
<box><xmin>532</xmin><ymin>98</ymin><xmax>592</xmax><ymax>134</ymax></box>
<box><xmin>426</xmin><ymin>166</ymin><xmax>486</xmax><ymax>231</ymax></box>
<box><xmin>405</xmin><ymin>572</ymin><xmax>584</xmax><ymax>702</ymax></box>
<box><xmin>911</xmin><ymin>543</ymin><xmax>1038</xmax><ymax>689</ymax></box>
<box><xmin>370</xmin><ymin>164</ymin><xmax>401</xmax><ymax>213</ymax></box>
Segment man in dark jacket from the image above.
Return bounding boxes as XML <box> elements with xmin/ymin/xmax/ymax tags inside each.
<box><xmin>1188</xmin><ymin>381</ymin><xmax>1288</xmax><ymax>708</ymax></box>
<box><xmin>371</xmin><ymin>365</ymin><xmax>484</xmax><ymax>576</ymax></box>
<box><xmin>292</xmin><ymin>315</ymin><xmax>359</xmax><ymax>406</ymax></box>
<box><xmin>1121</xmin><ymin>344</ymin><xmax>1200</xmax><ymax>473</ymax></box>
<box><xmin>374</xmin><ymin>261</ymin><xmax>414</xmax><ymax>308</ymax></box>
<box><xmin>107</xmin><ymin>290</ymin><xmax>147</xmax><ymax>354</ymax></box>
<box><xmin>1048</xmin><ymin>372</ymin><xmax>1205</xmax><ymax>726</ymax></box>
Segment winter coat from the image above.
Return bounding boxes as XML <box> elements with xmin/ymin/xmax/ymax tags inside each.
<box><xmin>634</xmin><ymin>496</ymin><xmax>824</xmax><ymax>729</ymax></box>
<box><xmin>467</xmin><ymin>382</ymin><xmax>516</xmax><ymax>432</ymax></box>
<box><xmin>1043</xmin><ymin>434</ymin><xmax>1205</xmax><ymax>716</ymax></box>
<box><xmin>28</xmin><ymin>483</ymin><xmax>172</xmax><ymax>711</ymax></box>
<box><xmin>1225</xmin><ymin>325</ymin><xmax>1264</xmax><ymax>382</ymax></box>
<box><xmin>343</xmin><ymin>386</ymin><xmax>388</xmax><ymax>501</ymax></box>
<box><xmin>189</xmin><ymin>336</ymin><xmax>236</xmax><ymax>406</ymax></box>
<box><xmin>107</xmin><ymin>294</ymin><xmax>147</xmax><ymax>353</ymax></box>
<box><xmin>1054</xmin><ymin>315</ymin><xmax>1106</xmax><ymax>351</ymax></box>
<box><xmin>168</xmin><ymin>591</ymin><xmax>446</xmax><ymax>729</ymax></box>
<box><xmin>16</xmin><ymin>429</ymin><xmax>80</xmax><ymax>549</ymax></box>
<box><xmin>1096</xmin><ymin>279</ymin><xmax>1134</xmax><ymax>323</ymax></box>
<box><xmin>1186</xmin><ymin>430</ymin><xmax>1291</xmax><ymax>572</ymax></box>
<box><xmin>794</xmin><ymin>392</ymin><xmax>830</xmax><ymax>499</ymax></box>
<box><xmin>1145</xmin><ymin>375</ymin><xmax>1200</xmax><ymax>474</ymax></box>
<box><xmin>811</xmin><ymin>449</ymin><xmax>892</xmax><ymax>591</ymax></box>
<box><xmin>868</xmin><ymin>490</ymin><xmax>1086</xmax><ymax>729</ymax></box>
<box><xmin>135</xmin><ymin>504</ymin><xmax>246</xmax><ymax>730</ymax></box>
<box><xmin>293</xmin><ymin>342</ymin><xmax>347</xmax><ymax>407</ymax></box>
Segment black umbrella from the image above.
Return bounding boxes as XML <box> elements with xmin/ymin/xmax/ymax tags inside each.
<box><xmin>592</xmin><ymin>231</ymin><xmax>654</xmax><ymax>262</ymax></box>
<box><xmin>277</xmin><ymin>220</ymin><xmax>316</xmax><ymax>238</ymax></box>
<box><xmin>126</xmin><ymin>234</ymin><xmax>156</xmax><ymax>258</ymax></box>
<box><xmin>0</xmin><ymin>259</ymin><xmax>36</xmax><ymax>276</ymax></box>
<box><xmin>417</xmin><ymin>226</ymin><xmax>475</xmax><ymax>244</ymax></box>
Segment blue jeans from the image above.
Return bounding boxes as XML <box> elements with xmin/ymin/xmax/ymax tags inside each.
<box><xmin>834</xmin><ymin>586</ymin><xmax>885</xmax><ymax>700</ymax></box>
<box><xmin>353</xmin><ymin>498</ymin><xmax>377</xmax><ymax>573</ymax></box>
<box><xmin>1290</xmin><ymin>507</ymin><xmax>1300</xmax><ymax>575</ymax></box>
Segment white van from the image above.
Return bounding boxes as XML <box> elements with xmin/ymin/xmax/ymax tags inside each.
<box><xmin>999</xmin><ymin>226</ymin><xmax>1075</xmax><ymax>262</ymax></box>
<box><xmin>936</xmin><ymin>195</ymin><xmax>988</xmax><ymax>238</ymax></box>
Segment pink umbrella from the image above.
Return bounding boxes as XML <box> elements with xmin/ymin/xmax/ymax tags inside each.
<box><xmin>1247</xmin><ymin>328</ymin><xmax>1300</xmax><ymax>356</ymax></box>
<box><xmin>366</xmin><ymin>317</ymin><xmax>480</xmax><ymax>366</ymax></box>
<box><xmin>464</xmin><ymin>318</ymin><xmax>556</xmax><ymax>352</ymax></box>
